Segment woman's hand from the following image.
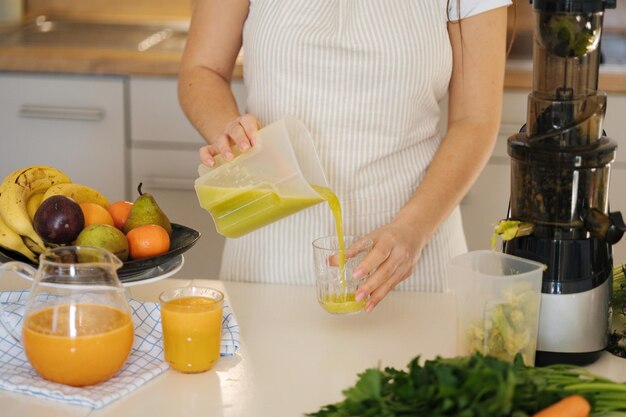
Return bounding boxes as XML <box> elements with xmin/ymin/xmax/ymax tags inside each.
<box><xmin>199</xmin><ymin>113</ymin><xmax>260</xmax><ymax>166</ymax></box>
<box><xmin>353</xmin><ymin>219</ymin><xmax>426</xmax><ymax>313</ymax></box>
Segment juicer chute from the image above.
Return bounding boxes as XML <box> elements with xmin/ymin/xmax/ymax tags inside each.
<box><xmin>502</xmin><ymin>0</ymin><xmax>624</xmax><ymax>366</ymax></box>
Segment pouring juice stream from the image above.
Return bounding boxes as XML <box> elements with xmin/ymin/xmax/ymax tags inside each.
<box><xmin>305</xmin><ymin>186</ymin><xmax>366</xmax><ymax>314</ymax></box>
<box><xmin>197</xmin><ymin>183</ymin><xmax>365</xmax><ymax>313</ymax></box>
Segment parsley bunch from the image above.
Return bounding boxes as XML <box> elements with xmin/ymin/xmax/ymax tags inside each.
<box><xmin>307</xmin><ymin>353</ymin><xmax>626</xmax><ymax>417</ymax></box>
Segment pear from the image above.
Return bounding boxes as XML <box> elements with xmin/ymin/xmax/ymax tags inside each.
<box><xmin>76</xmin><ymin>224</ymin><xmax>129</xmax><ymax>262</ymax></box>
<box><xmin>123</xmin><ymin>183</ymin><xmax>172</xmax><ymax>235</ymax></box>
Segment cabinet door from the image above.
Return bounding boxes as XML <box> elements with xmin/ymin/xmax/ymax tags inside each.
<box><xmin>129</xmin><ymin>76</ymin><xmax>247</xmax><ymax>277</ymax></box>
<box><xmin>129</xmin><ymin>77</ymin><xmax>247</xmax><ymax>146</ymax></box>
<box><xmin>0</xmin><ymin>73</ymin><xmax>126</xmax><ymax>200</ymax></box>
<box><xmin>131</xmin><ymin>148</ymin><xmax>225</xmax><ymax>278</ymax></box>
<box><xmin>461</xmin><ymin>162</ymin><xmax>511</xmax><ymax>250</ymax></box>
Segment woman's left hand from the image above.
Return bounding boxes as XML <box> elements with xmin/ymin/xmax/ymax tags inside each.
<box><xmin>353</xmin><ymin>220</ymin><xmax>426</xmax><ymax>313</ymax></box>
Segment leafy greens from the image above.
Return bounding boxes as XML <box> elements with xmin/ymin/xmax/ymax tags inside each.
<box><xmin>307</xmin><ymin>353</ymin><xmax>626</xmax><ymax>417</ymax></box>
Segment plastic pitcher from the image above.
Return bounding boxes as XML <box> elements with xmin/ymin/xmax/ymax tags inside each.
<box><xmin>447</xmin><ymin>250</ymin><xmax>544</xmax><ymax>366</ymax></box>
<box><xmin>194</xmin><ymin>116</ymin><xmax>329</xmax><ymax>238</ymax></box>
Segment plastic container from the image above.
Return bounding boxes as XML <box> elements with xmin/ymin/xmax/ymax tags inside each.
<box><xmin>194</xmin><ymin>116</ymin><xmax>328</xmax><ymax>238</ymax></box>
<box><xmin>447</xmin><ymin>250</ymin><xmax>544</xmax><ymax>366</ymax></box>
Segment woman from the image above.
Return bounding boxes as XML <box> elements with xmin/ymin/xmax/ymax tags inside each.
<box><xmin>179</xmin><ymin>0</ymin><xmax>511</xmax><ymax>312</ymax></box>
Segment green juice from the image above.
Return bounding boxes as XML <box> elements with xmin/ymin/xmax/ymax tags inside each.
<box><xmin>196</xmin><ymin>185</ymin><xmax>325</xmax><ymax>238</ymax></box>
<box><xmin>312</xmin><ymin>185</ymin><xmax>346</xmax><ymax>284</ymax></box>
<box><xmin>320</xmin><ymin>293</ymin><xmax>366</xmax><ymax>314</ymax></box>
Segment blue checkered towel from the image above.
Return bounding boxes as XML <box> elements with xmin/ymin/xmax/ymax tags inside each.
<box><xmin>0</xmin><ymin>290</ymin><xmax>240</xmax><ymax>409</ymax></box>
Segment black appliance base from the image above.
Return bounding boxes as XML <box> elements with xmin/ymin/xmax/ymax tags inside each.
<box><xmin>535</xmin><ymin>349</ymin><xmax>604</xmax><ymax>367</ymax></box>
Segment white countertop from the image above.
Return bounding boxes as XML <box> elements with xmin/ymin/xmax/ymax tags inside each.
<box><xmin>1</xmin><ymin>271</ymin><xmax>625</xmax><ymax>417</ymax></box>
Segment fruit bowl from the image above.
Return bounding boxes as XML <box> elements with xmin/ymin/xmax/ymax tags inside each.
<box><xmin>0</xmin><ymin>223</ymin><xmax>201</xmax><ymax>281</ymax></box>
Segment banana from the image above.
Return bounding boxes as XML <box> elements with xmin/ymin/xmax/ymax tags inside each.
<box><xmin>41</xmin><ymin>183</ymin><xmax>110</xmax><ymax>207</ymax></box>
<box><xmin>0</xmin><ymin>166</ymin><xmax>72</xmax><ymax>253</ymax></box>
<box><xmin>0</xmin><ymin>214</ymin><xmax>38</xmax><ymax>262</ymax></box>
<box><xmin>26</xmin><ymin>191</ymin><xmax>45</xmax><ymax>221</ymax></box>
<box><xmin>22</xmin><ymin>235</ymin><xmax>49</xmax><ymax>255</ymax></box>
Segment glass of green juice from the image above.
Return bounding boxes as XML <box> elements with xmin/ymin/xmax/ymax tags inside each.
<box><xmin>312</xmin><ymin>236</ymin><xmax>373</xmax><ymax>315</ymax></box>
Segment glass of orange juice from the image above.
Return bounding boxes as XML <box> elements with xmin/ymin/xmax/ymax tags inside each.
<box><xmin>159</xmin><ymin>286</ymin><xmax>224</xmax><ymax>373</ymax></box>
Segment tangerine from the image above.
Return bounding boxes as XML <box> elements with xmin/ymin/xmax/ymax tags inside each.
<box><xmin>126</xmin><ymin>224</ymin><xmax>170</xmax><ymax>260</ymax></box>
<box><xmin>107</xmin><ymin>200</ymin><xmax>134</xmax><ymax>230</ymax></box>
<box><xmin>80</xmin><ymin>202</ymin><xmax>115</xmax><ymax>227</ymax></box>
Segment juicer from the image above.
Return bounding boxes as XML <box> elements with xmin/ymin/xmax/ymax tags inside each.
<box><xmin>503</xmin><ymin>0</ymin><xmax>625</xmax><ymax>366</ymax></box>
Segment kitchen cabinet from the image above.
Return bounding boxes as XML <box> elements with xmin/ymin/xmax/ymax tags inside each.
<box><xmin>129</xmin><ymin>76</ymin><xmax>246</xmax><ymax>278</ymax></box>
<box><xmin>0</xmin><ymin>72</ymin><xmax>126</xmax><ymax>200</ymax></box>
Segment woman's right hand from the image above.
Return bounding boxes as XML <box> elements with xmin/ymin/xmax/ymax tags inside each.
<box><xmin>199</xmin><ymin>113</ymin><xmax>260</xmax><ymax>167</ymax></box>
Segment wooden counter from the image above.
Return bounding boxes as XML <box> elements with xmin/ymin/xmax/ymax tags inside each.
<box><xmin>0</xmin><ymin>43</ymin><xmax>244</xmax><ymax>79</ymax></box>
<box><xmin>0</xmin><ymin>21</ymin><xmax>622</xmax><ymax>91</ymax></box>
<box><xmin>0</xmin><ymin>45</ymin><xmax>624</xmax><ymax>93</ymax></box>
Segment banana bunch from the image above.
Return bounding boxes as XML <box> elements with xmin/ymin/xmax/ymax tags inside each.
<box><xmin>42</xmin><ymin>183</ymin><xmax>110</xmax><ymax>207</ymax></box>
<box><xmin>0</xmin><ymin>166</ymin><xmax>72</xmax><ymax>259</ymax></box>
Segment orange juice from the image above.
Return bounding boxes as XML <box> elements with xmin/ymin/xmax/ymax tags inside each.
<box><xmin>22</xmin><ymin>304</ymin><xmax>134</xmax><ymax>387</ymax></box>
<box><xmin>160</xmin><ymin>296</ymin><xmax>223</xmax><ymax>373</ymax></box>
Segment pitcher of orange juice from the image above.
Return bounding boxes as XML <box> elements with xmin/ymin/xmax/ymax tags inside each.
<box><xmin>0</xmin><ymin>246</ymin><xmax>134</xmax><ymax>387</ymax></box>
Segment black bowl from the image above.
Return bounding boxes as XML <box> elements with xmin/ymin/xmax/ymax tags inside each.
<box><xmin>0</xmin><ymin>223</ymin><xmax>201</xmax><ymax>279</ymax></box>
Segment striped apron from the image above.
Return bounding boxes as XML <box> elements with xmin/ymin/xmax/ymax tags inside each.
<box><xmin>219</xmin><ymin>0</ymin><xmax>468</xmax><ymax>291</ymax></box>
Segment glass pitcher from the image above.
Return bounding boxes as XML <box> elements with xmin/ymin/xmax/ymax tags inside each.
<box><xmin>0</xmin><ymin>246</ymin><xmax>134</xmax><ymax>387</ymax></box>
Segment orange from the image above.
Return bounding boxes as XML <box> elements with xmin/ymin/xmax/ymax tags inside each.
<box><xmin>80</xmin><ymin>202</ymin><xmax>115</xmax><ymax>227</ymax></box>
<box><xmin>126</xmin><ymin>224</ymin><xmax>171</xmax><ymax>260</ymax></box>
<box><xmin>107</xmin><ymin>200</ymin><xmax>134</xmax><ymax>230</ymax></box>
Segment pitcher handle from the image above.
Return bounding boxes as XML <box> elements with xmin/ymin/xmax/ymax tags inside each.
<box><xmin>0</xmin><ymin>261</ymin><xmax>37</xmax><ymax>343</ymax></box>
<box><xmin>0</xmin><ymin>261</ymin><xmax>38</xmax><ymax>282</ymax></box>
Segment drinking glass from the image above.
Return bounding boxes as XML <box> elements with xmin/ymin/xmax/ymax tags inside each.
<box><xmin>159</xmin><ymin>286</ymin><xmax>224</xmax><ymax>373</ymax></box>
<box><xmin>312</xmin><ymin>235</ymin><xmax>372</xmax><ymax>315</ymax></box>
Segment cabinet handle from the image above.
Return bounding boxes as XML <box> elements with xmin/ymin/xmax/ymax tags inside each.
<box><xmin>142</xmin><ymin>176</ymin><xmax>195</xmax><ymax>191</ymax></box>
<box><xmin>19</xmin><ymin>105</ymin><xmax>105</xmax><ymax>122</ymax></box>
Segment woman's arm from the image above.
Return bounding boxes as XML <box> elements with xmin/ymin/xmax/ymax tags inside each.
<box><xmin>354</xmin><ymin>6</ymin><xmax>509</xmax><ymax>311</ymax></box>
<box><xmin>178</xmin><ymin>0</ymin><xmax>258</xmax><ymax>166</ymax></box>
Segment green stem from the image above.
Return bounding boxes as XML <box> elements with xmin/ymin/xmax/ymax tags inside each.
<box><xmin>563</xmin><ymin>383</ymin><xmax>626</xmax><ymax>393</ymax></box>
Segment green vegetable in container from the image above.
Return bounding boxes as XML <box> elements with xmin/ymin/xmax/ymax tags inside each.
<box><xmin>539</xmin><ymin>14</ymin><xmax>597</xmax><ymax>58</ymax></box>
<box><xmin>466</xmin><ymin>285</ymin><xmax>540</xmax><ymax>366</ymax></box>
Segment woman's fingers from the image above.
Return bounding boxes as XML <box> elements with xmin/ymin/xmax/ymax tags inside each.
<box><xmin>215</xmin><ymin>132</ymin><xmax>236</xmax><ymax>160</ymax></box>
<box><xmin>364</xmin><ymin>262</ymin><xmax>411</xmax><ymax>313</ymax></box>
<box><xmin>239</xmin><ymin>113</ymin><xmax>260</xmax><ymax>146</ymax></box>
<box><xmin>200</xmin><ymin>114</ymin><xmax>261</xmax><ymax>166</ymax></box>
<box><xmin>327</xmin><ymin>238</ymin><xmax>372</xmax><ymax>266</ymax></box>
<box><xmin>199</xmin><ymin>144</ymin><xmax>220</xmax><ymax>167</ymax></box>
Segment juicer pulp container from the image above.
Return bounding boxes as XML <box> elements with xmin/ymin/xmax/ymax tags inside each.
<box><xmin>447</xmin><ymin>250</ymin><xmax>544</xmax><ymax>366</ymax></box>
<box><xmin>194</xmin><ymin>116</ymin><xmax>328</xmax><ymax>238</ymax></box>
